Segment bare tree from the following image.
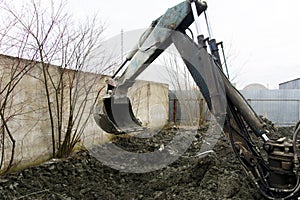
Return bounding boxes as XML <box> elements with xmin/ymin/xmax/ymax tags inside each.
<box><xmin>0</xmin><ymin>58</ymin><xmax>35</xmax><ymax>174</ymax></box>
<box><xmin>0</xmin><ymin>11</ymin><xmax>39</xmax><ymax>173</ymax></box>
<box><xmin>0</xmin><ymin>0</ymin><xmax>109</xmax><ymax>161</ymax></box>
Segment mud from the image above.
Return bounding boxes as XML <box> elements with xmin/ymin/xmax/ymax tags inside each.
<box><xmin>0</xmin><ymin>125</ymin><xmax>291</xmax><ymax>200</ymax></box>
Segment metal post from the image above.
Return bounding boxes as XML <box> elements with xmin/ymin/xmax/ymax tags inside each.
<box><xmin>190</xmin><ymin>1</ymin><xmax>201</xmax><ymax>37</ymax></box>
<box><xmin>121</xmin><ymin>29</ymin><xmax>124</xmax><ymax>63</ymax></box>
<box><xmin>173</xmin><ymin>99</ymin><xmax>177</xmax><ymax>125</ymax></box>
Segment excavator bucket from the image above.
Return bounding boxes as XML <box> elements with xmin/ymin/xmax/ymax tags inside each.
<box><xmin>94</xmin><ymin>96</ymin><xmax>144</xmax><ymax>134</ymax></box>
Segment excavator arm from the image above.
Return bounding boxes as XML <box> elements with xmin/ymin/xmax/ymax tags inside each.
<box><xmin>94</xmin><ymin>1</ymin><xmax>300</xmax><ymax>199</ymax></box>
<box><xmin>94</xmin><ymin>0</ymin><xmax>208</xmax><ymax>133</ymax></box>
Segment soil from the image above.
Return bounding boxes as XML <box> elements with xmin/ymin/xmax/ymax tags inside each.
<box><xmin>0</xmin><ymin>125</ymin><xmax>294</xmax><ymax>200</ymax></box>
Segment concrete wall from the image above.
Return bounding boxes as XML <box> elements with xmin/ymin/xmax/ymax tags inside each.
<box><xmin>0</xmin><ymin>54</ymin><xmax>169</xmax><ymax>172</ymax></box>
<box><xmin>169</xmin><ymin>90</ymin><xmax>209</xmax><ymax>126</ymax></box>
<box><xmin>129</xmin><ymin>80</ymin><xmax>169</xmax><ymax>130</ymax></box>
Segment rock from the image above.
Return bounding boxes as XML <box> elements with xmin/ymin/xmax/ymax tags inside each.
<box><xmin>0</xmin><ymin>128</ymin><xmax>266</xmax><ymax>199</ymax></box>
<box><xmin>0</xmin><ymin>178</ymin><xmax>8</xmax><ymax>183</ymax></box>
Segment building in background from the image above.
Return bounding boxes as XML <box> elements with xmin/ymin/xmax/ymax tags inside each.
<box><xmin>170</xmin><ymin>79</ymin><xmax>300</xmax><ymax>127</ymax></box>
<box><xmin>169</xmin><ymin>90</ymin><xmax>209</xmax><ymax>127</ymax></box>
<box><xmin>240</xmin><ymin>80</ymin><xmax>300</xmax><ymax>126</ymax></box>
<box><xmin>243</xmin><ymin>83</ymin><xmax>268</xmax><ymax>91</ymax></box>
<box><xmin>279</xmin><ymin>78</ymin><xmax>300</xmax><ymax>89</ymax></box>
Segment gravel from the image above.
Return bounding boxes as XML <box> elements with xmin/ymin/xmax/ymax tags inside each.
<box><xmin>0</xmin><ymin>125</ymin><xmax>278</xmax><ymax>200</ymax></box>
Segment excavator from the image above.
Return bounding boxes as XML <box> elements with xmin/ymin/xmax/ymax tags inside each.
<box><xmin>93</xmin><ymin>0</ymin><xmax>300</xmax><ymax>199</ymax></box>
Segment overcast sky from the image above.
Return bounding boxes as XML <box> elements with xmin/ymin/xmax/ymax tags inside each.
<box><xmin>67</xmin><ymin>0</ymin><xmax>300</xmax><ymax>89</ymax></box>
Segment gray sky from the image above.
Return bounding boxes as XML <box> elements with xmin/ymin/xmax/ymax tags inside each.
<box><xmin>68</xmin><ymin>0</ymin><xmax>300</xmax><ymax>89</ymax></box>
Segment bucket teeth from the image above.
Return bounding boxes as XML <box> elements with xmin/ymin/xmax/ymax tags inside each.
<box><xmin>93</xmin><ymin>96</ymin><xmax>144</xmax><ymax>134</ymax></box>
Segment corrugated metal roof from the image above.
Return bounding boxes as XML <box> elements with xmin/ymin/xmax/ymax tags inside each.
<box><xmin>279</xmin><ymin>78</ymin><xmax>300</xmax><ymax>89</ymax></box>
<box><xmin>241</xmin><ymin>89</ymin><xmax>300</xmax><ymax>100</ymax></box>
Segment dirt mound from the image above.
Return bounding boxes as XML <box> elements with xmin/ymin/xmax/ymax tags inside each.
<box><xmin>0</xmin><ymin>127</ymin><xmax>267</xmax><ymax>200</ymax></box>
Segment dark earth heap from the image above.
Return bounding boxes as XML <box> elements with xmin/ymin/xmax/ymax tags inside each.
<box><xmin>0</xmin><ymin>126</ymin><xmax>293</xmax><ymax>200</ymax></box>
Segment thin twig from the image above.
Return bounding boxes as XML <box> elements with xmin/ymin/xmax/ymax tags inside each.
<box><xmin>13</xmin><ymin>189</ymin><xmax>50</xmax><ymax>200</ymax></box>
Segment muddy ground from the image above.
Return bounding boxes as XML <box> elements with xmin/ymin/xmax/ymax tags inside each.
<box><xmin>0</xmin><ymin>125</ymin><xmax>294</xmax><ymax>200</ymax></box>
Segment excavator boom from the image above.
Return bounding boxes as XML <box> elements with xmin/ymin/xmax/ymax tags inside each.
<box><xmin>94</xmin><ymin>0</ymin><xmax>207</xmax><ymax>134</ymax></box>
<box><xmin>93</xmin><ymin>1</ymin><xmax>300</xmax><ymax>199</ymax></box>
